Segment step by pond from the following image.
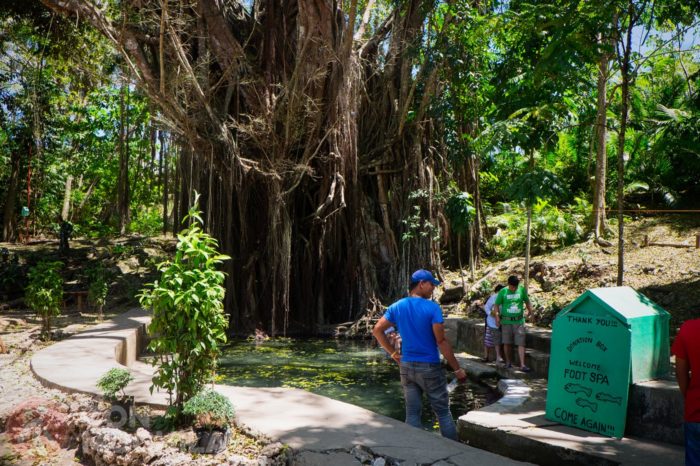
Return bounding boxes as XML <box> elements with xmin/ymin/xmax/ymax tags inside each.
<box><xmin>218</xmin><ymin>339</ymin><xmax>499</xmax><ymax>431</ymax></box>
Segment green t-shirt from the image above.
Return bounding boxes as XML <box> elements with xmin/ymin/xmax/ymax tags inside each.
<box><xmin>495</xmin><ymin>286</ymin><xmax>529</xmax><ymax>325</ymax></box>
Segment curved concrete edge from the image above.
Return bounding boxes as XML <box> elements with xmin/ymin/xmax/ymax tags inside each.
<box><xmin>30</xmin><ymin>309</ymin><xmax>532</xmax><ymax>466</ymax></box>
<box><xmin>31</xmin><ymin>307</ymin><xmax>152</xmax><ymax>398</ymax></box>
<box><xmin>494</xmin><ymin>379</ymin><xmax>530</xmax><ymax>409</ymax></box>
<box><xmin>453</xmin><ymin>353</ymin><xmax>499</xmax><ymax>380</ymax></box>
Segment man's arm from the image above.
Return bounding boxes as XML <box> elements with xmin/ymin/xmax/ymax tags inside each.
<box><xmin>373</xmin><ymin>317</ymin><xmax>401</xmax><ymax>363</ymax></box>
<box><xmin>433</xmin><ymin>323</ymin><xmax>467</xmax><ymax>382</ymax></box>
<box><xmin>676</xmin><ymin>357</ymin><xmax>690</xmax><ymax>398</ymax></box>
<box><xmin>493</xmin><ymin>292</ymin><xmax>503</xmax><ymax>326</ymax></box>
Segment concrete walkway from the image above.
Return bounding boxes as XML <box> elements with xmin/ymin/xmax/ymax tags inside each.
<box><xmin>31</xmin><ymin>308</ymin><xmax>530</xmax><ymax>466</ymax></box>
<box><xmin>458</xmin><ymin>378</ymin><xmax>685</xmax><ymax>466</ymax></box>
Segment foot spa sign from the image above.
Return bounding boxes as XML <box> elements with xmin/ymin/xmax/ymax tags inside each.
<box><xmin>545</xmin><ymin>287</ymin><xmax>670</xmax><ymax>439</ymax></box>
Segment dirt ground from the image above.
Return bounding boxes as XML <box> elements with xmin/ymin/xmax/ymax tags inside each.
<box><xmin>442</xmin><ymin>215</ymin><xmax>700</xmax><ymax>332</ymax></box>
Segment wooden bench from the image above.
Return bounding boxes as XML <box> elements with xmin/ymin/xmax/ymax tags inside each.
<box><xmin>64</xmin><ymin>290</ymin><xmax>89</xmax><ymax>312</ymax></box>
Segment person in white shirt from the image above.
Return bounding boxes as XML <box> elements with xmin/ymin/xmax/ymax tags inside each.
<box><xmin>483</xmin><ymin>284</ymin><xmax>505</xmax><ymax>363</ymax></box>
<box><xmin>383</xmin><ymin>326</ymin><xmax>401</xmax><ymax>357</ymax></box>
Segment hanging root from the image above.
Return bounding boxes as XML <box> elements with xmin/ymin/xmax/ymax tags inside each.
<box><xmin>338</xmin><ymin>296</ymin><xmax>385</xmax><ymax>338</ymax></box>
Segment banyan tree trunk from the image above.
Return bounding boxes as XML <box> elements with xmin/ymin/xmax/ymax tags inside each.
<box><xmin>42</xmin><ymin>0</ymin><xmax>448</xmax><ymax>335</ymax></box>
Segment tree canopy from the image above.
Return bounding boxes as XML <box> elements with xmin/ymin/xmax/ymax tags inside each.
<box><xmin>1</xmin><ymin>0</ymin><xmax>699</xmax><ymax>333</ymax></box>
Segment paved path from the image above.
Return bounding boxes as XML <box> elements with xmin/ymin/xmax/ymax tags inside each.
<box><xmin>459</xmin><ymin>378</ymin><xmax>685</xmax><ymax>465</ymax></box>
<box><xmin>31</xmin><ymin>308</ymin><xmax>530</xmax><ymax>466</ymax></box>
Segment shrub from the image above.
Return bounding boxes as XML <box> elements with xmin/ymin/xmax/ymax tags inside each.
<box><xmin>139</xmin><ymin>193</ymin><xmax>230</xmax><ymax>416</ymax></box>
<box><xmin>485</xmin><ymin>200</ymin><xmax>586</xmax><ymax>258</ymax></box>
<box><xmin>87</xmin><ymin>265</ymin><xmax>110</xmax><ymax>321</ymax></box>
<box><xmin>182</xmin><ymin>390</ymin><xmax>235</xmax><ymax>431</ymax></box>
<box><xmin>96</xmin><ymin>367</ymin><xmax>134</xmax><ymax>400</ymax></box>
<box><xmin>25</xmin><ymin>261</ymin><xmax>63</xmax><ymax>339</ymax></box>
<box><xmin>151</xmin><ymin>406</ymin><xmax>179</xmax><ymax>433</ymax></box>
<box><xmin>129</xmin><ymin>206</ymin><xmax>163</xmax><ymax>236</ymax></box>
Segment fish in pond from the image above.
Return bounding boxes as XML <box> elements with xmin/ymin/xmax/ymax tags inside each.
<box><xmin>564</xmin><ymin>383</ymin><xmax>592</xmax><ymax>397</ymax></box>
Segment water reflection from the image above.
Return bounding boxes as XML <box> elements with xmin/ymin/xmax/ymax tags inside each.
<box><xmin>218</xmin><ymin>339</ymin><xmax>498</xmax><ymax>430</ymax></box>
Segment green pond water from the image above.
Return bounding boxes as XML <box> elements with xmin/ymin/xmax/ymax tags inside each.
<box><xmin>218</xmin><ymin>339</ymin><xmax>498</xmax><ymax>429</ymax></box>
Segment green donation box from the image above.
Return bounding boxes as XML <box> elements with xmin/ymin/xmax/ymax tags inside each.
<box><xmin>545</xmin><ymin>286</ymin><xmax>670</xmax><ymax>438</ymax></box>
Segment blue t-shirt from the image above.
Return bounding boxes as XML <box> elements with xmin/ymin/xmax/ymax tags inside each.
<box><xmin>384</xmin><ymin>297</ymin><xmax>444</xmax><ymax>363</ymax></box>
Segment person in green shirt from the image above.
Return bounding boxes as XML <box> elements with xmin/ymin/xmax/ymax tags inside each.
<box><xmin>493</xmin><ymin>275</ymin><xmax>533</xmax><ymax>372</ymax></box>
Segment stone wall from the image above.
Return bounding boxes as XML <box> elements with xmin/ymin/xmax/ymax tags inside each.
<box><xmin>445</xmin><ymin>317</ymin><xmax>684</xmax><ymax>445</ymax></box>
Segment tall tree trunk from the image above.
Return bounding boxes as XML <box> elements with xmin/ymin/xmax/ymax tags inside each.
<box><xmin>149</xmin><ymin>122</ymin><xmax>157</xmax><ymax>186</ymax></box>
<box><xmin>592</xmin><ymin>44</ymin><xmax>611</xmax><ymax>245</ymax></box>
<box><xmin>464</xmin><ymin>153</ymin><xmax>483</xmax><ymax>269</ymax></box>
<box><xmin>24</xmin><ymin>147</ymin><xmax>33</xmax><ymax>242</ymax></box>
<box><xmin>74</xmin><ymin>177</ymin><xmax>99</xmax><ymax>220</ymax></box>
<box><xmin>117</xmin><ymin>76</ymin><xmax>130</xmax><ymax>235</ymax></box>
<box><xmin>524</xmin><ymin>203</ymin><xmax>532</xmax><ymax>292</ymax></box>
<box><xmin>524</xmin><ymin>149</ymin><xmax>535</xmax><ymax>292</ymax></box>
<box><xmin>160</xmin><ymin>130</ymin><xmax>169</xmax><ymax>235</ymax></box>
<box><xmin>457</xmin><ymin>234</ymin><xmax>465</xmax><ymax>289</ymax></box>
<box><xmin>172</xmin><ymin>143</ymin><xmax>181</xmax><ymax>236</ymax></box>
<box><xmin>454</xmin><ymin>117</ymin><xmax>483</xmax><ymax>270</ymax></box>
<box><xmin>2</xmin><ymin>152</ymin><xmax>21</xmax><ymax>242</ymax></box>
<box><xmin>616</xmin><ymin>5</ymin><xmax>634</xmax><ymax>286</ymax></box>
<box><xmin>29</xmin><ymin>56</ymin><xmax>44</xmax><ymax>242</ymax></box>
<box><xmin>468</xmin><ymin>224</ymin><xmax>475</xmax><ymax>281</ymax></box>
<box><xmin>61</xmin><ymin>175</ymin><xmax>73</xmax><ymax>221</ymax></box>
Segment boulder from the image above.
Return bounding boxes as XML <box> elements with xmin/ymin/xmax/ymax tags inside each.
<box><xmin>149</xmin><ymin>450</ymin><xmax>193</xmax><ymax>466</ymax></box>
<box><xmin>116</xmin><ymin>257</ymin><xmax>140</xmax><ymax>274</ymax></box>
<box><xmin>80</xmin><ymin>426</ymin><xmax>169</xmax><ymax>466</ymax></box>
<box><xmin>142</xmin><ymin>248</ymin><xmax>163</xmax><ymax>259</ymax></box>
<box><xmin>540</xmin><ymin>280</ymin><xmax>556</xmax><ymax>292</ymax></box>
<box><xmin>4</xmin><ymin>397</ymin><xmax>72</xmax><ymax>448</ymax></box>
<box><xmin>227</xmin><ymin>454</ymin><xmax>258</xmax><ymax>465</ymax></box>
<box><xmin>260</xmin><ymin>442</ymin><xmax>283</xmax><ymax>457</ymax></box>
<box><xmin>439</xmin><ymin>285</ymin><xmax>465</xmax><ymax>304</ymax></box>
<box><xmin>68</xmin><ymin>396</ymin><xmax>98</xmax><ymax>414</ymax></box>
<box><xmin>135</xmin><ymin>427</ymin><xmax>152</xmax><ymax>443</ymax></box>
<box><xmin>68</xmin><ymin>412</ymin><xmax>104</xmax><ymax>433</ymax></box>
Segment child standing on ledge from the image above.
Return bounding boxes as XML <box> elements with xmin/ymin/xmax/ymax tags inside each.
<box><xmin>483</xmin><ymin>284</ymin><xmax>505</xmax><ymax>363</ymax></box>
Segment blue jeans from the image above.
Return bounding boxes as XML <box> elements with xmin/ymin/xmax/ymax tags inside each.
<box><xmin>399</xmin><ymin>361</ymin><xmax>457</xmax><ymax>440</ymax></box>
<box><xmin>686</xmin><ymin>422</ymin><xmax>700</xmax><ymax>466</ymax></box>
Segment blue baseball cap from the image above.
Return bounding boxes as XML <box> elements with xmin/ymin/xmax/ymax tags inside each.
<box><xmin>411</xmin><ymin>269</ymin><xmax>441</xmax><ymax>286</ymax></box>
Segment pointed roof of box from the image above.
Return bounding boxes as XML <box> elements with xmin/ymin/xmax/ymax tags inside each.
<box><xmin>562</xmin><ymin>286</ymin><xmax>669</xmax><ymax>322</ymax></box>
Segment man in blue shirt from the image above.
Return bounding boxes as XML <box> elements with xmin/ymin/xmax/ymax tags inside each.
<box><xmin>372</xmin><ymin>269</ymin><xmax>466</xmax><ymax>440</ymax></box>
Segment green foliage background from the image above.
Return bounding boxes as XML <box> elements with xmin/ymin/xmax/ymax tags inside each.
<box><xmin>1</xmin><ymin>0</ymin><xmax>700</xmax><ymax>260</ymax></box>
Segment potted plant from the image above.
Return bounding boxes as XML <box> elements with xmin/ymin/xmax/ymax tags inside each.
<box><xmin>97</xmin><ymin>367</ymin><xmax>135</xmax><ymax>426</ymax></box>
<box><xmin>183</xmin><ymin>389</ymin><xmax>235</xmax><ymax>454</ymax></box>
